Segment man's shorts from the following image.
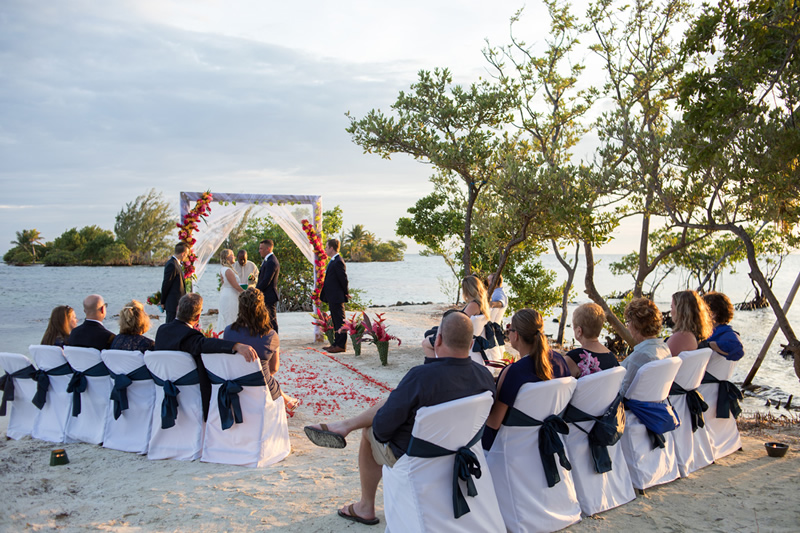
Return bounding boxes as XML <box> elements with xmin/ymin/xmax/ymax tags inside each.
<box><xmin>366</xmin><ymin>426</ymin><xmax>398</xmax><ymax>467</ymax></box>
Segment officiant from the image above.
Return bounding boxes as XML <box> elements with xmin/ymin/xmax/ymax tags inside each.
<box><xmin>234</xmin><ymin>249</ymin><xmax>259</xmax><ymax>288</ymax></box>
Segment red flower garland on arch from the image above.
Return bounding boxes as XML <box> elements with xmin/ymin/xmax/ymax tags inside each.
<box><xmin>302</xmin><ymin>219</ymin><xmax>328</xmax><ymax>303</ymax></box>
<box><xmin>177</xmin><ymin>191</ymin><xmax>213</xmax><ymax>280</ymax></box>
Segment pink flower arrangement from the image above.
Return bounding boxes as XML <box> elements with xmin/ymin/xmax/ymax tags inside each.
<box><xmin>302</xmin><ymin>219</ymin><xmax>328</xmax><ymax>304</ymax></box>
<box><xmin>338</xmin><ymin>312</ymin><xmax>365</xmax><ymax>341</ymax></box>
<box><xmin>577</xmin><ymin>350</ymin><xmax>601</xmax><ymax>377</ymax></box>
<box><xmin>177</xmin><ymin>191</ymin><xmax>213</xmax><ymax>280</ymax></box>
<box><xmin>362</xmin><ymin>312</ymin><xmax>401</xmax><ymax>346</ymax></box>
<box><xmin>310</xmin><ymin>307</ymin><xmax>334</xmax><ymax>333</ymax></box>
<box><xmin>196</xmin><ymin>323</ymin><xmax>221</xmax><ymax>339</ymax></box>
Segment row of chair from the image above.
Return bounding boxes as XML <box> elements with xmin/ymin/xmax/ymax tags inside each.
<box><xmin>382</xmin><ymin>348</ymin><xmax>743</xmax><ymax>532</ymax></box>
<box><xmin>0</xmin><ymin>346</ymin><xmax>290</xmax><ymax>468</ymax></box>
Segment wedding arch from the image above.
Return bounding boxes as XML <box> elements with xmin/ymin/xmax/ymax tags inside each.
<box><xmin>179</xmin><ymin>190</ymin><xmax>323</xmax><ymax>295</ymax></box>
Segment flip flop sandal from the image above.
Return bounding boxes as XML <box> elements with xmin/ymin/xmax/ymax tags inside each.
<box><xmin>338</xmin><ymin>504</ymin><xmax>379</xmax><ymax>526</ymax></box>
<box><xmin>303</xmin><ymin>424</ymin><xmax>347</xmax><ymax>449</ymax></box>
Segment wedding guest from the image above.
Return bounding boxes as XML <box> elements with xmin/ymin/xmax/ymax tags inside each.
<box><xmin>223</xmin><ymin>288</ymin><xmax>298</xmax><ymax>413</ymax></box>
<box><xmin>700</xmin><ymin>291</ymin><xmax>744</xmax><ymax>361</ymax></box>
<box><xmin>320</xmin><ymin>239</ymin><xmax>349</xmax><ymax>353</ymax></box>
<box><xmin>565</xmin><ymin>303</ymin><xmax>619</xmax><ymax>378</ymax></box>
<box><xmin>461</xmin><ymin>276</ymin><xmax>491</xmax><ymax>321</ymax></box>
<box><xmin>161</xmin><ymin>242</ymin><xmax>188</xmax><ymax>323</ymax></box>
<box><xmin>256</xmin><ymin>239</ymin><xmax>280</xmax><ymax>333</ymax></box>
<box><xmin>41</xmin><ymin>305</ymin><xmax>78</xmax><ymax>347</ymax></box>
<box><xmin>302</xmin><ymin>310</ymin><xmax>494</xmax><ymax>526</ymax></box>
<box><xmin>110</xmin><ymin>300</ymin><xmax>155</xmax><ymax>352</ymax></box>
<box><xmin>67</xmin><ymin>294</ymin><xmax>116</xmax><ymax>350</ymax></box>
<box><xmin>233</xmin><ymin>249</ymin><xmax>259</xmax><ymax>288</ymax></box>
<box><xmin>154</xmin><ymin>293</ymin><xmax>258</xmax><ymax>420</ymax></box>
<box><xmin>483</xmin><ymin>308</ymin><xmax>571</xmax><ymax>450</ymax></box>
<box><xmin>487</xmin><ymin>272</ymin><xmax>508</xmax><ymax>323</ymax></box>
<box><xmin>666</xmin><ymin>290</ymin><xmax>713</xmax><ymax>356</ymax></box>
<box><xmin>619</xmin><ymin>298</ymin><xmax>670</xmax><ymax>395</ymax></box>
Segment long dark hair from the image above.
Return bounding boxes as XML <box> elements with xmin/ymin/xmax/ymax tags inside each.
<box><xmin>230</xmin><ymin>288</ymin><xmax>270</xmax><ymax>336</ymax></box>
<box><xmin>41</xmin><ymin>305</ymin><xmax>74</xmax><ymax>345</ymax></box>
<box><xmin>512</xmin><ymin>308</ymin><xmax>552</xmax><ymax>381</ymax></box>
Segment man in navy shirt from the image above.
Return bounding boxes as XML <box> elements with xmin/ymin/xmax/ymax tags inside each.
<box><xmin>303</xmin><ymin>310</ymin><xmax>495</xmax><ymax>526</ymax></box>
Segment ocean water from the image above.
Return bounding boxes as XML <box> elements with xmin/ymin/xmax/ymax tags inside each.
<box><xmin>1</xmin><ymin>254</ymin><xmax>798</xmax><ymax>399</ymax></box>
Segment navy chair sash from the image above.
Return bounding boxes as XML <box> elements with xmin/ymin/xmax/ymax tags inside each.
<box><xmin>207</xmin><ymin>370</ymin><xmax>266</xmax><ymax>430</ymax></box>
<box><xmin>623</xmin><ymin>398</ymin><xmax>680</xmax><ymax>450</ymax></box>
<box><xmin>151</xmin><ymin>369</ymin><xmax>200</xmax><ymax>429</ymax></box>
<box><xmin>563</xmin><ymin>402</ymin><xmax>620</xmax><ymax>474</ymax></box>
<box><xmin>669</xmin><ymin>382</ymin><xmax>709</xmax><ymax>432</ymax></box>
<box><xmin>471</xmin><ymin>323</ymin><xmax>506</xmax><ymax>363</ymax></box>
<box><xmin>504</xmin><ymin>408</ymin><xmax>571</xmax><ymax>487</ymax></box>
<box><xmin>0</xmin><ymin>365</ymin><xmax>37</xmax><ymax>416</ymax></box>
<box><xmin>67</xmin><ymin>361</ymin><xmax>110</xmax><ymax>417</ymax></box>
<box><xmin>32</xmin><ymin>362</ymin><xmax>73</xmax><ymax>410</ymax></box>
<box><xmin>701</xmin><ymin>372</ymin><xmax>743</xmax><ymax>419</ymax></box>
<box><xmin>109</xmin><ymin>366</ymin><xmax>152</xmax><ymax>420</ymax></box>
<box><xmin>406</xmin><ymin>426</ymin><xmax>485</xmax><ymax>519</ymax></box>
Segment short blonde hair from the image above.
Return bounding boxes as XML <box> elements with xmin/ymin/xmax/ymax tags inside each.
<box><xmin>119</xmin><ymin>300</ymin><xmax>150</xmax><ymax>335</ymax></box>
<box><xmin>573</xmin><ymin>303</ymin><xmax>606</xmax><ymax>339</ymax></box>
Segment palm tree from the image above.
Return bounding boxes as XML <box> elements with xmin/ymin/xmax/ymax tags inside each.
<box><xmin>11</xmin><ymin>229</ymin><xmax>44</xmax><ymax>262</ymax></box>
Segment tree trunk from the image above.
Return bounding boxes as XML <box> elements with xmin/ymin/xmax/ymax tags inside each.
<box><xmin>553</xmin><ymin>240</ymin><xmax>579</xmax><ymax>345</ymax></box>
<box><xmin>634</xmin><ymin>208</ymin><xmax>652</xmax><ymax>299</ymax></box>
<box><xmin>583</xmin><ymin>240</ymin><xmax>635</xmax><ymax>346</ymax></box>
<box><xmin>462</xmin><ymin>185</ymin><xmax>477</xmax><ymax>275</ymax></box>
<box><xmin>728</xmin><ymin>223</ymin><xmax>800</xmax><ymax>379</ymax></box>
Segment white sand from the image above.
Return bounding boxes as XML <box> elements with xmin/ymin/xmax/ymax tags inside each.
<box><xmin>1</xmin><ymin>305</ymin><xmax>798</xmax><ymax>532</ymax></box>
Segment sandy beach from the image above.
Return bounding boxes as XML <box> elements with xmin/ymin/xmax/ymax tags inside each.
<box><xmin>1</xmin><ymin>304</ymin><xmax>799</xmax><ymax>532</ymax></box>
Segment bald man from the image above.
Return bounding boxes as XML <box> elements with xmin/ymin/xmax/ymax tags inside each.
<box><xmin>67</xmin><ymin>294</ymin><xmax>116</xmax><ymax>350</ymax></box>
<box><xmin>303</xmin><ymin>310</ymin><xmax>495</xmax><ymax>526</ymax></box>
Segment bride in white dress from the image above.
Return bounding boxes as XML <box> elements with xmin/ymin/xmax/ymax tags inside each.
<box><xmin>217</xmin><ymin>249</ymin><xmax>244</xmax><ymax>332</ymax></box>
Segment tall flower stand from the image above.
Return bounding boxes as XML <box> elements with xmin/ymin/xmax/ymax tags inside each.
<box><xmin>376</xmin><ymin>341</ymin><xmax>389</xmax><ymax>366</ymax></box>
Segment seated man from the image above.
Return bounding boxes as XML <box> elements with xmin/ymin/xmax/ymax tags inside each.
<box><xmin>154</xmin><ymin>293</ymin><xmax>258</xmax><ymax>420</ymax></box>
<box><xmin>303</xmin><ymin>310</ymin><xmax>495</xmax><ymax>526</ymax></box>
<box><xmin>67</xmin><ymin>294</ymin><xmax>116</xmax><ymax>350</ymax></box>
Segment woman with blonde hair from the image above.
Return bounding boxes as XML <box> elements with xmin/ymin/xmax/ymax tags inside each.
<box><xmin>216</xmin><ymin>248</ymin><xmax>244</xmax><ymax>332</ymax></box>
<box><xmin>41</xmin><ymin>305</ymin><xmax>78</xmax><ymax>346</ymax></box>
<box><xmin>223</xmin><ymin>288</ymin><xmax>298</xmax><ymax>413</ymax></box>
<box><xmin>482</xmin><ymin>308</ymin><xmax>571</xmax><ymax>450</ymax></box>
<box><xmin>565</xmin><ymin>303</ymin><xmax>619</xmax><ymax>378</ymax></box>
<box><xmin>110</xmin><ymin>300</ymin><xmax>155</xmax><ymax>352</ymax></box>
<box><xmin>667</xmin><ymin>290</ymin><xmax>713</xmax><ymax>357</ymax></box>
<box><xmin>461</xmin><ymin>275</ymin><xmax>491</xmax><ymax>320</ymax></box>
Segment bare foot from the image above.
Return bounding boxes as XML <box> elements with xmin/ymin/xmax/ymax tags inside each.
<box><xmin>307</xmin><ymin>420</ymin><xmax>350</xmax><ymax>439</ymax></box>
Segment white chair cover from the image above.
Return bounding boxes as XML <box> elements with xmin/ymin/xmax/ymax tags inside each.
<box><xmin>487</xmin><ymin>377</ymin><xmax>581</xmax><ymax>532</ymax></box>
<box><xmin>489</xmin><ymin>305</ymin><xmax>506</xmax><ymax>325</ymax></box>
<box><xmin>669</xmin><ymin>348</ymin><xmax>714</xmax><ymax>477</ymax></box>
<box><xmin>697</xmin><ymin>353</ymin><xmax>742</xmax><ymax>460</ymax></box>
<box><xmin>563</xmin><ymin>367</ymin><xmax>635</xmax><ymax>516</ymax></box>
<box><xmin>30</xmin><ymin>345</ymin><xmax>73</xmax><ymax>443</ymax></box>
<box><xmin>383</xmin><ymin>391</ymin><xmax>503</xmax><ymax>533</ymax></box>
<box><xmin>101</xmin><ymin>350</ymin><xmax>155</xmax><ymax>454</ymax></box>
<box><xmin>144</xmin><ymin>350</ymin><xmax>205</xmax><ymax>461</ymax></box>
<box><xmin>621</xmin><ymin>357</ymin><xmax>682</xmax><ymax>490</ymax></box>
<box><xmin>63</xmin><ymin>346</ymin><xmax>111</xmax><ymax>445</ymax></box>
<box><xmin>0</xmin><ymin>352</ymin><xmax>39</xmax><ymax>439</ymax></box>
<box><xmin>200</xmin><ymin>353</ymin><xmax>290</xmax><ymax>468</ymax></box>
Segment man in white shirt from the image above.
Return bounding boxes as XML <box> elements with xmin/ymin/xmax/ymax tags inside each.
<box><xmin>233</xmin><ymin>249</ymin><xmax>259</xmax><ymax>288</ymax></box>
<box><xmin>488</xmin><ymin>272</ymin><xmax>508</xmax><ymax>323</ymax></box>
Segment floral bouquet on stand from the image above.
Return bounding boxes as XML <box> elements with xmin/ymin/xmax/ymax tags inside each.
<box><xmin>362</xmin><ymin>312</ymin><xmax>401</xmax><ymax>366</ymax></box>
<box><xmin>339</xmin><ymin>313</ymin><xmax>365</xmax><ymax>356</ymax></box>
<box><xmin>310</xmin><ymin>307</ymin><xmax>335</xmax><ymax>346</ymax></box>
<box><xmin>198</xmin><ymin>323</ymin><xmax>221</xmax><ymax>339</ymax></box>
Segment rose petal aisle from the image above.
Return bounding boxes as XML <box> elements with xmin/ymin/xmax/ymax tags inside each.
<box><xmin>279</xmin><ymin>348</ymin><xmax>392</xmax><ymax>417</ymax></box>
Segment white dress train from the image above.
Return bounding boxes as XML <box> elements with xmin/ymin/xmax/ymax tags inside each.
<box><xmin>216</xmin><ymin>266</ymin><xmax>240</xmax><ymax>332</ymax></box>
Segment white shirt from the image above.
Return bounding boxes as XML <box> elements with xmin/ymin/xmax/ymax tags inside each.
<box><xmin>233</xmin><ymin>260</ymin><xmax>259</xmax><ymax>286</ymax></box>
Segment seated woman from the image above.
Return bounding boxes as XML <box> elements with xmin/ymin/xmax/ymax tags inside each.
<box><xmin>110</xmin><ymin>300</ymin><xmax>155</xmax><ymax>352</ymax></box>
<box><xmin>700</xmin><ymin>291</ymin><xmax>744</xmax><ymax>361</ymax></box>
<box><xmin>223</xmin><ymin>288</ymin><xmax>298</xmax><ymax>413</ymax></box>
<box><xmin>666</xmin><ymin>290</ymin><xmax>713</xmax><ymax>356</ymax></box>
<box><xmin>619</xmin><ymin>298</ymin><xmax>671</xmax><ymax>395</ymax></box>
<box><xmin>565</xmin><ymin>303</ymin><xmax>619</xmax><ymax>378</ymax></box>
<box><xmin>41</xmin><ymin>305</ymin><xmax>78</xmax><ymax>347</ymax></box>
<box><xmin>482</xmin><ymin>308</ymin><xmax>571</xmax><ymax>450</ymax></box>
<box><xmin>461</xmin><ymin>275</ymin><xmax>491</xmax><ymax>323</ymax></box>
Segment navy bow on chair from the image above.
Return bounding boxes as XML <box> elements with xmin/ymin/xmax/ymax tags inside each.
<box><xmin>31</xmin><ymin>362</ymin><xmax>73</xmax><ymax>410</ymax></box>
<box><xmin>0</xmin><ymin>365</ymin><xmax>37</xmax><ymax>416</ymax></box>
<box><xmin>207</xmin><ymin>370</ymin><xmax>266</xmax><ymax>430</ymax></box>
<box><xmin>151</xmin><ymin>369</ymin><xmax>200</xmax><ymax>429</ymax></box>
<box><xmin>109</xmin><ymin>366</ymin><xmax>152</xmax><ymax>420</ymax></box>
<box><xmin>406</xmin><ymin>427</ymin><xmax>485</xmax><ymax>519</ymax></box>
<box><xmin>504</xmin><ymin>408</ymin><xmax>572</xmax><ymax>487</ymax></box>
<box><xmin>670</xmin><ymin>382</ymin><xmax>709</xmax><ymax>432</ymax></box>
<box><xmin>66</xmin><ymin>361</ymin><xmax>110</xmax><ymax>417</ymax></box>
<box><xmin>701</xmin><ymin>372</ymin><xmax>743</xmax><ymax>419</ymax></box>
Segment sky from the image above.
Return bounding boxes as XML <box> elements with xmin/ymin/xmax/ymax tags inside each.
<box><xmin>0</xmin><ymin>0</ymin><xmax>641</xmax><ymax>257</ymax></box>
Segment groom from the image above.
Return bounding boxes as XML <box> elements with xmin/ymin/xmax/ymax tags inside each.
<box><xmin>161</xmin><ymin>242</ymin><xmax>188</xmax><ymax>323</ymax></box>
<box><xmin>320</xmin><ymin>238</ymin><xmax>349</xmax><ymax>353</ymax></box>
<box><xmin>256</xmin><ymin>239</ymin><xmax>280</xmax><ymax>332</ymax></box>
